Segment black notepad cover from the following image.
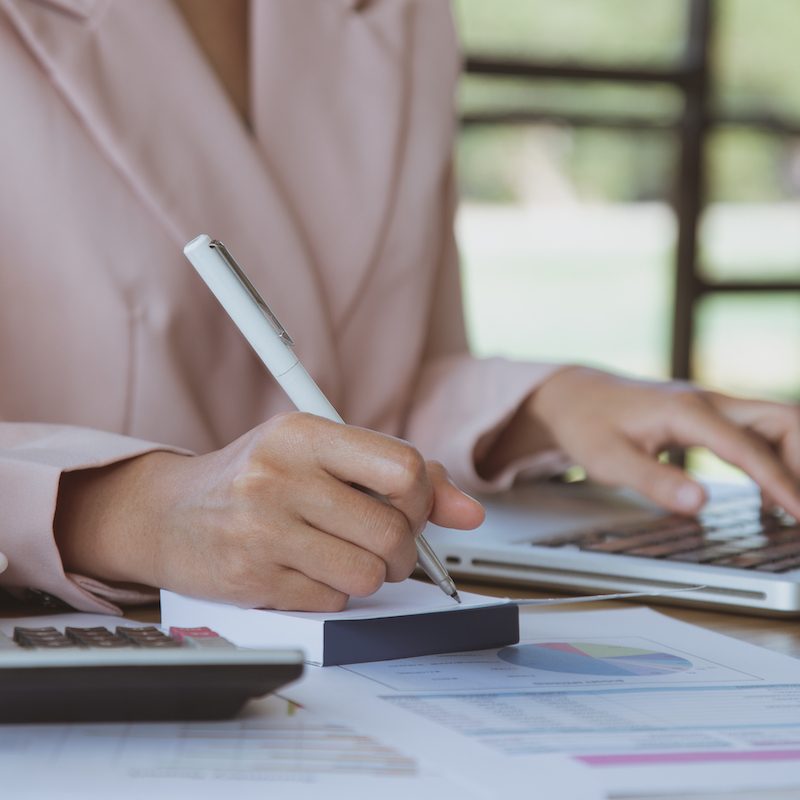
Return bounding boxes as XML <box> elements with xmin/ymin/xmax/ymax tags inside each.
<box><xmin>321</xmin><ymin>603</ymin><xmax>519</xmax><ymax>666</ymax></box>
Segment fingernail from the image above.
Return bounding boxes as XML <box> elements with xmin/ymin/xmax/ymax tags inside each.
<box><xmin>676</xmin><ymin>483</ymin><xmax>702</xmax><ymax>512</ymax></box>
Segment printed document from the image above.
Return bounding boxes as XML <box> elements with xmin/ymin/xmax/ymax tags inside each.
<box><xmin>0</xmin><ymin>611</ymin><xmax>599</xmax><ymax>799</ymax></box>
<box><xmin>286</xmin><ymin>607</ymin><xmax>800</xmax><ymax>797</ymax></box>
<box><xmin>0</xmin><ymin>695</ymin><xmax>479</xmax><ymax>799</ymax></box>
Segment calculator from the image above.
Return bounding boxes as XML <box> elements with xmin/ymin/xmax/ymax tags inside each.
<box><xmin>0</xmin><ymin>625</ymin><xmax>304</xmax><ymax>723</ymax></box>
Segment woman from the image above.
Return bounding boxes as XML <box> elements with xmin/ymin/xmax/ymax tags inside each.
<box><xmin>1</xmin><ymin>0</ymin><xmax>798</xmax><ymax>614</ymax></box>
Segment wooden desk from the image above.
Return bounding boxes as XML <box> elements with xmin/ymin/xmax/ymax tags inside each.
<box><xmin>5</xmin><ymin>585</ymin><xmax>798</xmax><ymax>800</ymax></box>
<box><xmin>114</xmin><ymin>582</ymin><xmax>800</xmax><ymax>661</ymax></box>
<box><xmin>456</xmin><ymin>581</ymin><xmax>800</xmax><ymax>659</ymax></box>
<box><xmin>6</xmin><ymin>584</ymin><xmax>799</xmax><ymax>661</ymax></box>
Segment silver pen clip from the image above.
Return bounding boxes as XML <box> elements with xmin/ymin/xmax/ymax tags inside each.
<box><xmin>209</xmin><ymin>239</ymin><xmax>294</xmax><ymax>347</ymax></box>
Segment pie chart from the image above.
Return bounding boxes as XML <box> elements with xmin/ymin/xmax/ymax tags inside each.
<box><xmin>497</xmin><ymin>642</ymin><xmax>693</xmax><ymax>676</ymax></box>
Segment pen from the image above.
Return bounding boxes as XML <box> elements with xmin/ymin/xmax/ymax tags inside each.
<box><xmin>183</xmin><ymin>234</ymin><xmax>462</xmax><ymax>604</ymax></box>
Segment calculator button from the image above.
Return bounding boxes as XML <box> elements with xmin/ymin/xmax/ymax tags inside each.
<box><xmin>183</xmin><ymin>636</ymin><xmax>235</xmax><ymax>649</ymax></box>
<box><xmin>169</xmin><ymin>626</ymin><xmax>234</xmax><ymax>649</ymax></box>
<box><xmin>168</xmin><ymin>626</ymin><xmax>218</xmax><ymax>641</ymax></box>
<box><xmin>13</xmin><ymin>626</ymin><xmax>76</xmax><ymax>648</ymax></box>
<box><xmin>65</xmin><ymin>627</ymin><xmax>130</xmax><ymax>648</ymax></box>
<box><xmin>116</xmin><ymin>626</ymin><xmax>182</xmax><ymax>647</ymax></box>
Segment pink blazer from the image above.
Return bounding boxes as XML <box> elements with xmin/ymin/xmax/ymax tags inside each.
<box><xmin>0</xmin><ymin>0</ymin><xmax>563</xmax><ymax>613</ymax></box>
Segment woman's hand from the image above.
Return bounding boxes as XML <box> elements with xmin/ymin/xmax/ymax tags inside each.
<box><xmin>55</xmin><ymin>413</ymin><xmax>484</xmax><ymax>611</ymax></box>
<box><xmin>485</xmin><ymin>366</ymin><xmax>800</xmax><ymax>517</ymax></box>
<box><xmin>534</xmin><ymin>367</ymin><xmax>800</xmax><ymax>515</ymax></box>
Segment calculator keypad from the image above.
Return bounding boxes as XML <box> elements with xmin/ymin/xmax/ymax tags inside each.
<box><xmin>14</xmin><ymin>627</ymin><xmax>74</xmax><ymax>648</ymax></box>
<box><xmin>65</xmin><ymin>627</ymin><xmax>128</xmax><ymax>648</ymax></box>
<box><xmin>115</xmin><ymin>626</ymin><xmax>181</xmax><ymax>648</ymax></box>
<box><xmin>0</xmin><ymin>625</ymin><xmax>302</xmax><ymax>723</ymax></box>
<box><xmin>169</xmin><ymin>626</ymin><xmax>236</xmax><ymax>649</ymax></box>
<box><xmin>8</xmin><ymin>625</ymin><xmax>231</xmax><ymax>649</ymax></box>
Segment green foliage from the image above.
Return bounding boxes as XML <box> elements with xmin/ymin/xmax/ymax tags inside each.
<box><xmin>453</xmin><ymin>0</ymin><xmax>685</xmax><ymax>63</ymax></box>
<box><xmin>714</xmin><ymin>0</ymin><xmax>800</xmax><ymax>117</ymax></box>
<box><xmin>708</xmin><ymin>129</ymin><xmax>792</xmax><ymax>202</ymax></box>
<box><xmin>454</xmin><ymin>0</ymin><xmax>800</xmax><ymax>204</ymax></box>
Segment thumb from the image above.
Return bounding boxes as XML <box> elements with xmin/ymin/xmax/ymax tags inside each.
<box><xmin>426</xmin><ymin>461</ymin><xmax>485</xmax><ymax>530</ymax></box>
<box><xmin>589</xmin><ymin>438</ymin><xmax>706</xmax><ymax>515</ymax></box>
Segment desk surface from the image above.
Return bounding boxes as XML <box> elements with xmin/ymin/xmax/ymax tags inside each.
<box><xmin>5</xmin><ymin>583</ymin><xmax>797</xmax><ymax>659</ymax></box>
<box><xmin>118</xmin><ymin>582</ymin><xmax>800</xmax><ymax>661</ymax></box>
<box><xmin>4</xmin><ymin>585</ymin><xmax>794</xmax><ymax>800</ymax></box>
<box><xmin>462</xmin><ymin>581</ymin><xmax>800</xmax><ymax>659</ymax></box>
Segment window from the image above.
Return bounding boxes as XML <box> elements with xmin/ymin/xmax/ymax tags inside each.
<box><xmin>454</xmin><ymin>0</ymin><xmax>800</xmax><ymax>400</ymax></box>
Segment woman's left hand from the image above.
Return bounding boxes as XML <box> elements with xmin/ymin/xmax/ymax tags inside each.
<box><xmin>502</xmin><ymin>366</ymin><xmax>800</xmax><ymax>516</ymax></box>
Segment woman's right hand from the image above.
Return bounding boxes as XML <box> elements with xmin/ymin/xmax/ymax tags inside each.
<box><xmin>55</xmin><ymin>413</ymin><xmax>484</xmax><ymax>611</ymax></box>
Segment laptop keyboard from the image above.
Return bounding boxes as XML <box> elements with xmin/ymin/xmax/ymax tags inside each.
<box><xmin>536</xmin><ymin>495</ymin><xmax>800</xmax><ymax>573</ymax></box>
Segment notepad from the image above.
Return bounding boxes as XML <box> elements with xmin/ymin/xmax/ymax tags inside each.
<box><xmin>160</xmin><ymin>581</ymin><xmax>520</xmax><ymax>666</ymax></box>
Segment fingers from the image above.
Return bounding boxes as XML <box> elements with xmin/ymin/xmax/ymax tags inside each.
<box><xmin>257</xmin><ymin>567</ymin><xmax>349</xmax><ymax>612</ymax></box>
<box><xmin>297</xmin><ymin>477</ymin><xmax>419</xmax><ymax>582</ymax></box>
<box><xmin>239</xmin><ymin>414</ymin><xmax>482</xmax><ymax>607</ymax></box>
<box><xmin>267</xmin><ymin>413</ymin><xmax>483</xmax><ymax>536</ymax></box>
<box><xmin>295</xmin><ymin>464</ymin><xmax>482</xmax><ymax>582</ymax></box>
<box><xmin>274</xmin><ymin>523</ymin><xmax>395</xmax><ymax>597</ymax></box>
<box><xmin>585</xmin><ymin>436</ymin><xmax>706</xmax><ymax>514</ymax></box>
<box><xmin>270</xmin><ymin>414</ymin><xmax>436</xmax><ymax>536</ymax></box>
<box><xmin>426</xmin><ymin>461</ymin><xmax>485</xmax><ymax>530</ymax></box>
<box><xmin>781</xmin><ymin>426</ymin><xmax>800</xmax><ymax>480</ymax></box>
<box><xmin>761</xmin><ymin>488</ymin><xmax>779</xmax><ymax>514</ymax></box>
<box><xmin>669</xmin><ymin>397</ymin><xmax>800</xmax><ymax>518</ymax></box>
<box><xmin>779</xmin><ymin>427</ymin><xmax>800</xmax><ymax>495</ymax></box>
<box><xmin>709</xmin><ymin>393</ymin><xmax>800</xmax><ymax>480</ymax></box>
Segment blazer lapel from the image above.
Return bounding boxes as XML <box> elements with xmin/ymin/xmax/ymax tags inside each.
<box><xmin>9</xmin><ymin>0</ymin><xmax>100</xmax><ymax>19</ymax></box>
<box><xmin>1</xmin><ymin>0</ymin><xmax>343</xmax><ymax>402</ymax></box>
<box><xmin>250</xmin><ymin>0</ymin><xmax>412</xmax><ymax>333</ymax></box>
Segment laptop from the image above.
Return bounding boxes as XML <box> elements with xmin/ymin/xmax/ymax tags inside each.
<box><xmin>424</xmin><ymin>479</ymin><xmax>800</xmax><ymax>616</ymax></box>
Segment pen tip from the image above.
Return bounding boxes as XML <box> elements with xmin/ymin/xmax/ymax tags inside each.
<box><xmin>452</xmin><ymin>591</ymin><xmax>462</xmax><ymax>604</ymax></box>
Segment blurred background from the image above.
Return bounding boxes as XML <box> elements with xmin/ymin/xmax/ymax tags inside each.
<box><xmin>452</xmin><ymin>0</ymin><xmax>800</xmax><ymax>433</ymax></box>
